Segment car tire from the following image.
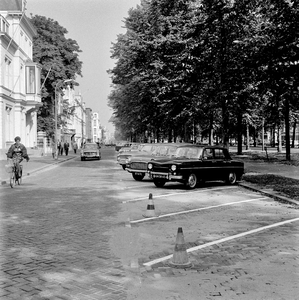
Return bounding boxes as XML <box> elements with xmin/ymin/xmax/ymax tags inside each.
<box><xmin>132</xmin><ymin>173</ymin><xmax>145</xmax><ymax>181</ymax></box>
<box><xmin>122</xmin><ymin>165</ymin><xmax>126</xmax><ymax>170</ymax></box>
<box><xmin>227</xmin><ymin>172</ymin><xmax>237</xmax><ymax>185</ymax></box>
<box><xmin>186</xmin><ymin>173</ymin><xmax>197</xmax><ymax>189</ymax></box>
<box><xmin>81</xmin><ymin>157</ymin><xmax>84</xmax><ymax>161</ymax></box>
<box><xmin>153</xmin><ymin>179</ymin><xmax>166</xmax><ymax>188</ymax></box>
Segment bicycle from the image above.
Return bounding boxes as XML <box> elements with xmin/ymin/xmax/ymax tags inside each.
<box><xmin>6</xmin><ymin>158</ymin><xmax>23</xmax><ymax>188</ymax></box>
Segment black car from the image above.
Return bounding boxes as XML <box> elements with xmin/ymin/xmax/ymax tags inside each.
<box><xmin>126</xmin><ymin>143</ymin><xmax>190</xmax><ymax>181</ymax></box>
<box><xmin>147</xmin><ymin>145</ymin><xmax>244</xmax><ymax>189</ymax></box>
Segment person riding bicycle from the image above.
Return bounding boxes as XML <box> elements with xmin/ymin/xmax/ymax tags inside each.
<box><xmin>7</xmin><ymin>136</ymin><xmax>29</xmax><ymax>177</ymax></box>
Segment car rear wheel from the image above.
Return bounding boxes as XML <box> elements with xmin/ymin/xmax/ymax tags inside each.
<box><xmin>153</xmin><ymin>179</ymin><xmax>166</xmax><ymax>188</ymax></box>
<box><xmin>132</xmin><ymin>173</ymin><xmax>145</xmax><ymax>181</ymax></box>
<box><xmin>122</xmin><ymin>165</ymin><xmax>126</xmax><ymax>170</ymax></box>
<box><xmin>186</xmin><ymin>173</ymin><xmax>197</xmax><ymax>189</ymax></box>
<box><xmin>81</xmin><ymin>157</ymin><xmax>84</xmax><ymax>161</ymax></box>
<box><xmin>227</xmin><ymin>172</ymin><xmax>237</xmax><ymax>185</ymax></box>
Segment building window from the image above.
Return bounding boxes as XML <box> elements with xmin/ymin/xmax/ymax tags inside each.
<box><xmin>1</xmin><ymin>18</ymin><xmax>9</xmax><ymax>33</ymax></box>
<box><xmin>25</xmin><ymin>65</ymin><xmax>40</xmax><ymax>94</ymax></box>
<box><xmin>4</xmin><ymin>57</ymin><xmax>12</xmax><ymax>89</ymax></box>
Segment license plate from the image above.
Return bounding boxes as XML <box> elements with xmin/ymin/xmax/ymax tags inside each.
<box><xmin>135</xmin><ymin>172</ymin><xmax>143</xmax><ymax>176</ymax></box>
<box><xmin>153</xmin><ymin>174</ymin><xmax>167</xmax><ymax>179</ymax></box>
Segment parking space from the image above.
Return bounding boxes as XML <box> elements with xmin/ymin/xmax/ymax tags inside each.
<box><xmin>115</xmin><ymin>170</ymin><xmax>299</xmax><ymax>261</ymax></box>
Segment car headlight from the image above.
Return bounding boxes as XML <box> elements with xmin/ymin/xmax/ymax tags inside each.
<box><xmin>171</xmin><ymin>165</ymin><xmax>177</xmax><ymax>171</ymax></box>
<box><xmin>148</xmin><ymin>163</ymin><xmax>153</xmax><ymax>170</ymax></box>
<box><xmin>126</xmin><ymin>158</ymin><xmax>131</xmax><ymax>164</ymax></box>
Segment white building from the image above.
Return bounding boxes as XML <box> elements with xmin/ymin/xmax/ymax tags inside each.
<box><xmin>0</xmin><ymin>0</ymin><xmax>41</xmax><ymax>158</ymax></box>
<box><xmin>61</xmin><ymin>87</ymin><xmax>86</xmax><ymax>147</ymax></box>
<box><xmin>92</xmin><ymin>112</ymin><xmax>102</xmax><ymax>143</ymax></box>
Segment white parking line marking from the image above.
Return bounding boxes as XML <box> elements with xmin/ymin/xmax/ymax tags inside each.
<box><xmin>122</xmin><ymin>186</ymin><xmax>238</xmax><ymax>203</ymax></box>
<box><xmin>143</xmin><ymin>217</ymin><xmax>299</xmax><ymax>267</ymax></box>
<box><xmin>130</xmin><ymin>197</ymin><xmax>269</xmax><ymax>223</ymax></box>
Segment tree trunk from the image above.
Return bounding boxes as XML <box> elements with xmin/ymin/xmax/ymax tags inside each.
<box><xmin>246</xmin><ymin>124</ymin><xmax>250</xmax><ymax>150</ymax></box>
<box><xmin>277</xmin><ymin>125</ymin><xmax>282</xmax><ymax>153</ymax></box>
<box><xmin>291</xmin><ymin>120</ymin><xmax>296</xmax><ymax>149</ymax></box>
<box><xmin>209</xmin><ymin>113</ymin><xmax>214</xmax><ymax>145</ymax></box>
<box><xmin>237</xmin><ymin>111</ymin><xmax>243</xmax><ymax>155</ymax></box>
<box><xmin>285</xmin><ymin>95</ymin><xmax>290</xmax><ymax>160</ymax></box>
<box><xmin>262</xmin><ymin>118</ymin><xmax>265</xmax><ymax>151</ymax></box>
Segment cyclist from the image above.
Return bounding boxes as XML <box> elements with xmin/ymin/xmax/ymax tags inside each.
<box><xmin>7</xmin><ymin>136</ymin><xmax>30</xmax><ymax>177</ymax></box>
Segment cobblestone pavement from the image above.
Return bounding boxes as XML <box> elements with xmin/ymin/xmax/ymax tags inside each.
<box><xmin>0</xmin><ymin>148</ymin><xmax>298</xmax><ymax>299</ymax></box>
<box><xmin>0</xmin><ymin>151</ymin><xmax>130</xmax><ymax>300</ymax></box>
<box><xmin>126</xmin><ymin>215</ymin><xmax>299</xmax><ymax>299</ymax></box>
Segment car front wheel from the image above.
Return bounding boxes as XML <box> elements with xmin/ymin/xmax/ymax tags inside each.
<box><xmin>153</xmin><ymin>179</ymin><xmax>166</xmax><ymax>188</ymax></box>
<box><xmin>186</xmin><ymin>173</ymin><xmax>197</xmax><ymax>189</ymax></box>
<box><xmin>132</xmin><ymin>173</ymin><xmax>145</xmax><ymax>181</ymax></box>
<box><xmin>227</xmin><ymin>172</ymin><xmax>237</xmax><ymax>185</ymax></box>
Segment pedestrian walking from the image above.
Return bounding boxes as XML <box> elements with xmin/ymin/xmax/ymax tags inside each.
<box><xmin>57</xmin><ymin>140</ymin><xmax>62</xmax><ymax>155</ymax></box>
<box><xmin>64</xmin><ymin>141</ymin><xmax>70</xmax><ymax>156</ymax></box>
<box><xmin>73</xmin><ymin>141</ymin><xmax>78</xmax><ymax>154</ymax></box>
<box><xmin>51</xmin><ymin>139</ymin><xmax>56</xmax><ymax>159</ymax></box>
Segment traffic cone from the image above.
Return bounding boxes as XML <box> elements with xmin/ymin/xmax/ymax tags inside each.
<box><xmin>142</xmin><ymin>193</ymin><xmax>157</xmax><ymax>218</ymax></box>
<box><xmin>169</xmin><ymin>227</ymin><xmax>192</xmax><ymax>268</ymax></box>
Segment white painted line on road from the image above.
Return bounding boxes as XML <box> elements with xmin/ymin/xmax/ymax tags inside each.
<box><xmin>131</xmin><ymin>197</ymin><xmax>269</xmax><ymax>224</ymax></box>
<box><xmin>122</xmin><ymin>186</ymin><xmax>238</xmax><ymax>203</ymax></box>
<box><xmin>143</xmin><ymin>217</ymin><xmax>299</xmax><ymax>267</ymax></box>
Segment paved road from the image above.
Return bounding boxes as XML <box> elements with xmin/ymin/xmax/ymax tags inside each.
<box><xmin>0</xmin><ymin>147</ymin><xmax>298</xmax><ymax>299</ymax></box>
<box><xmin>0</xmin><ymin>149</ymin><xmax>129</xmax><ymax>300</ymax></box>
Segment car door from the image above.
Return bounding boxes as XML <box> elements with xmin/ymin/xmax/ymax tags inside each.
<box><xmin>212</xmin><ymin>148</ymin><xmax>228</xmax><ymax>180</ymax></box>
<box><xmin>201</xmin><ymin>148</ymin><xmax>215</xmax><ymax>180</ymax></box>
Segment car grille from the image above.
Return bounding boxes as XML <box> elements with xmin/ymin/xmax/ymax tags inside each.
<box><xmin>131</xmin><ymin>162</ymin><xmax>147</xmax><ymax>170</ymax></box>
<box><xmin>151</xmin><ymin>165</ymin><xmax>169</xmax><ymax>172</ymax></box>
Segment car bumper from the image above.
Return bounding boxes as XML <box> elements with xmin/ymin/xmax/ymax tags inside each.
<box><xmin>149</xmin><ymin>171</ymin><xmax>183</xmax><ymax>180</ymax></box>
<box><xmin>126</xmin><ymin>168</ymin><xmax>147</xmax><ymax>174</ymax></box>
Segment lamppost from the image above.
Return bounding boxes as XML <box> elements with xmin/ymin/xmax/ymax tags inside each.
<box><xmin>54</xmin><ymin>79</ymin><xmax>78</xmax><ymax>159</ymax></box>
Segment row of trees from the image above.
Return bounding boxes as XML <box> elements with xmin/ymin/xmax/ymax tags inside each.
<box><xmin>30</xmin><ymin>15</ymin><xmax>83</xmax><ymax>138</ymax></box>
<box><xmin>108</xmin><ymin>0</ymin><xmax>299</xmax><ymax>158</ymax></box>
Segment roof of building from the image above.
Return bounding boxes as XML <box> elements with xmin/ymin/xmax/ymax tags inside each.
<box><xmin>0</xmin><ymin>0</ymin><xmax>23</xmax><ymax>11</ymax></box>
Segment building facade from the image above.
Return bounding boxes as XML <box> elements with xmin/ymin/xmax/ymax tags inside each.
<box><xmin>92</xmin><ymin>112</ymin><xmax>102</xmax><ymax>143</ymax></box>
<box><xmin>85</xmin><ymin>108</ymin><xmax>93</xmax><ymax>143</ymax></box>
<box><xmin>0</xmin><ymin>0</ymin><xmax>41</xmax><ymax>158</ymax></box>
<box><xmin>61</xmin><ymin>88</ymin><xmax>87</xmax><ymax>148</ymax></box>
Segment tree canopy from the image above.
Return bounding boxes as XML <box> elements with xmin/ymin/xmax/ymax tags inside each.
<box><xmin>108</xmin><ymin>0</ymin><xmax>299</xmax><ymax>158</ymax></box>
<box><xmin>30</xmin><ymin>15</ymin><xmax>83</xmax><ymax>137</ymax></box>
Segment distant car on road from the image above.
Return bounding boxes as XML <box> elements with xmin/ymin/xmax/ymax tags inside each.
<box><xmin>80</xmin><ymin>143</ymin><xmax>101</xmax><ymax>161</ymax></box>
<box><xmin>147</xmin><ymin>145</ymin><xmax>244</xmax><ymax>189</ymax></box>
<box><xmin>115</xmin><ymin>141</ymin><xmax>131</xmax><ymax>151</ymax></box>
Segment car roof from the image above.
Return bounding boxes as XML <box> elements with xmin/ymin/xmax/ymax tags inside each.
<box><xmin>176</xmin><ymin>144</ymin><xmax>228</xmax><ymax>149</ymax></box>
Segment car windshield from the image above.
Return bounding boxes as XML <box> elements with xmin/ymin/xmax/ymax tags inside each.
<box><xmin>174</xmin><ymin>147</ymin><xmax>203</xmax><ymax>159</ymax></box>
<box><xmin>140</xmin><ymin>144</ymin><xmax>154</xmax><ymax>152</ymax></box>
<box><xmin>84</xmin><ymin>144</ymin><xmax>98</xmax><ymax>150</ymax></box>
<box><xmin>131</xmin><ymin>144</ymin><xmax>139</xmax><ymax>150</ymax></box>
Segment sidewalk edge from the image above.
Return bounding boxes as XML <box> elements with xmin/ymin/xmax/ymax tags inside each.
<box><xmin>239</xmin><ymin>182</ymin><xmax>299</xmax><ymax>207</ymax></box>
<box><xmin>1</xmin><ymin>156</ymin><xmax>76</xmax><ymax>185</ymax></box>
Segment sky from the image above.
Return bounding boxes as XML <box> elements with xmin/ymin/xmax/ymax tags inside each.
<box><xmin>26</xmin><ymin>0</ymin><xmax>142</xmax><ymax>133</ymax></box>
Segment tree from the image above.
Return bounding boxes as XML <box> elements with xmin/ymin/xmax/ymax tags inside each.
<box><xmin>30</xmin><ymin>15</ymin><xmax>83</xmax><ymax>137</ymax></box>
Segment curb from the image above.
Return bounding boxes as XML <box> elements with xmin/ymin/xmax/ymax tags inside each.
<box><xmin>239</xmin><ymin>182</ymin><xmax>299</xmax><ymax>207</ymax></box>
<box><xmin>1</xmin><ymin>156</ymin><xmax>76</xmax><ymax>185</ymax></box>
